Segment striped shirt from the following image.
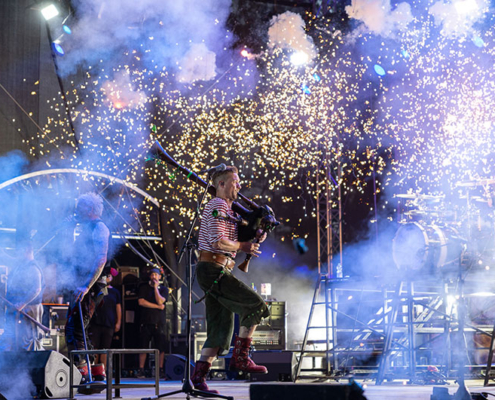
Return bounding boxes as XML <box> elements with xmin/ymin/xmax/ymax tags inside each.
<box><xmin>198</xmin><ymin>197</ymin><xmax>238</xmax><ymax>259</ymax></box>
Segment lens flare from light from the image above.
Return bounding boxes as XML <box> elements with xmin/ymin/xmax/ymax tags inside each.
<box><xmin>374</xmin><ymin>64</ymin><xmax>386</xmax><ymax>76</ymax></box>
<box><xmin>52</xmin><ymin>42</ymin><xmax>65</xmax><ymax>56</ymax></box>
<box><xmin>63</xmin><ymin>25</ymin><xmax>72</xmax><ymax>35</ymax></box>
<box><xmin>473</xmin><ymin>36</ymin><xmax>485</xmax><ymax>48</ymax></box>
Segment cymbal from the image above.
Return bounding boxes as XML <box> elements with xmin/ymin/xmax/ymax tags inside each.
<box><xmin>457</xmin><ymin>179</ymin><xmax>495</xmax><ymax>187</ymax></box>
<box><xmin>396</xmin><ymin>193</ymin><xmax>444</xmax><ymax>201</ymax></box>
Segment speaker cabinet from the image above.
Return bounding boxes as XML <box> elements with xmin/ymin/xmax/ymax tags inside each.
<box><xmin>252</xmin><ymin>301</ymin><xmax>286</xmax><ymax>350</ymax></box>
<box><xmin>0</xmin><ymin>351</ymin><xmax>82</xmax><ymax>399</ymax></box>
<box><xmin>164</xmin><ymin>354</ymin><xmax>195</xmax><ymax>380</ymax></box>
<box><xmin>250</xmin><ymin>351</ymin><xmax>296</xmax><ymax>382</ymax></box>
<box><xmin>250</xmin><ymin>383</ymin><xmax>367</xmax><ymax>400</ymax></box>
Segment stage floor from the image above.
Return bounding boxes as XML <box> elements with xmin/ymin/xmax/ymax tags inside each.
<box><xmin>71</xmin><ymin>378</ymin><xmax>495</xmax><ymax>400</ymax></box>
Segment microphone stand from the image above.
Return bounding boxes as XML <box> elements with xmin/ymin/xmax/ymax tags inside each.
<box><xmin>143</xmin><ymin>174</ymin><xmax>233</xmax><ymax>400</ymax></box>
<box><xmin>453</xmin><ymin>249</ymin><xmax>472</xmax><ymax>400</ymax></box>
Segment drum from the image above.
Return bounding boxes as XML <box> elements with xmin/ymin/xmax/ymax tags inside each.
<box><xmin>392</xmin><ymin>222</ymin><xmax>464</xmax><ymax>271</ymax></box>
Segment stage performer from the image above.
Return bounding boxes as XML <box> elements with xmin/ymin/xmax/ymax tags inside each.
<box><xmin>136</xmin><ymin>267</ymin><xmax>169</xmax><ymax>379</ymax></box>
<box><xmin>1</xmin><ymin>238</ymin><xmax>45</xmax><ymax>351</ymax></box>
<box><xmin>65</xmin><ymin>192</ymin><xmax>109</xmax><ymax>381</ymax></box>
<box><xmin>88</xmin><ymin>266</ymin><xmax>121</xmax><ymax>380</ymax></box>
<box><xmin>191</xmin><ymin>166</ymin><xmax>270</xmax><ymax>394</ymax></box>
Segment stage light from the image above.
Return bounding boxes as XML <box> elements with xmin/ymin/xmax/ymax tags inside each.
<box><xmin>301</xmin><ymin>84</ymin><xmax>311</xmax><ymax>95</ymax></box>
<box><xmin>62</xmin><ymin>25</ymin><xmax>72</xmax><ymax>35</ymax></box>
<box><xmin>52</xmin><ymin>42</ymin><xmax>65</xmax><ymax>56</ymax></box>
<box><xmin>313</xmin><ymin>73</ymin><xmax>321</xmax><ymax>82</ymax></box>
<box><xmin>293</xmin><ymin>238</ymin><xmax>308</xmax><ymax>254</ymax></box>
<box><xmin>401</xmin><ymin>50</ymin><xmax>410</xmax><ymax>59</ymax></box>
<box><xmin>290</xmin><ymin>51</ymin><xmax>309</xmax><ymax>66</ymax></box>
<box><xmin>240</xmin><ymin>49</ymin><xmax>249</xmax><ymax>57</ymax></box>
<box><xmin>41</xmin><ymin>4</ymin><xmax>59</xmax><ymax>21</ymax></box>
<box><xmin>473</xmin><ymin>36</ymin><xmax>484</xmax><ymax>47</ymax></box>
<box><xmin>374</xmin><ymin>64</ymin><xmax>386</xmax><ymax>76</ymax></box>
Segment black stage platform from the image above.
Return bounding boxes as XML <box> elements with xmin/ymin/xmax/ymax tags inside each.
<box><xmin>69</xmin><ymin>379</ymin><xmax>495</xmax><ymax>400</ymax></box>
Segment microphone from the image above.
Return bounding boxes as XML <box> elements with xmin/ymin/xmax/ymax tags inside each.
<box><xmin>200</xmin><ymin>163</ymin><xmax>226</xmax><ymax>174</ymax></box>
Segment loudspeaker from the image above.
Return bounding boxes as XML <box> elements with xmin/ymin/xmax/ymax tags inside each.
<box><xmin>250</xmin><ymin>382</ymin><xmax>367</xmax><ymax>400</ymax></box>
<box><xmin>250</xmin><ymin>351</ymin><xmax>296</xmax><ymax>382</ymax></box>
<box><xmin>114</xmin><ymin>266</ymin><xmax>139</xmax><ymax>286</ymax></box>
<box><xmin>0</xmin><ymin>351</ymin><xmax>82</xmax><ymax>399</ymax></box>
<box><xmin>165</xmin><ymin>354</ymin><xmax>195</xmax><ymax>380</ymax></box>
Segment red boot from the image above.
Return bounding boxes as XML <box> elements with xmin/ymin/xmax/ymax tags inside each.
<box><xmin>191</xmin><ymin>361</ymin><xmax>219</xmax><ymax>394</ymax></box>
<box><xmin>91</xmin><ymin>363</ymin><xmax>106</xmax><ymax>381</ymax></box>
<box><xmin>229</xmin><ymin>336</ymin><xmax>268</xmax><ymax>374</ymax></box>
<box><xmin>77</xmin><ymin>361</ymin><xmax>89</xmax><ymax>383</ymax></box>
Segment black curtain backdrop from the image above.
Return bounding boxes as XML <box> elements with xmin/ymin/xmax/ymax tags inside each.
<box><xmin>0</xmin><ymin>0</ymin><xmax>42</xmax><ymax>155</ymax></box>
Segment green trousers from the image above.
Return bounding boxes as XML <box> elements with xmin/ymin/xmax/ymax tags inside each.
<box><xmin>196</xmin><ymin>261</ymin><xmax>270</xmax><ymax>355</ymax></box>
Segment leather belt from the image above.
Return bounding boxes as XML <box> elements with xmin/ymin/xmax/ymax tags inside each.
<box><xmin>198</xmin><ymin>251</ymin><xmax>235</xmax><ymax>270</ymax></box>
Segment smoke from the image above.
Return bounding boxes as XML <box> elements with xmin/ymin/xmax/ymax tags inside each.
<box><xmin>267</xmin><ymin>11</ymin><xmax>318</xmax><ymax>63</ymax></box>
<box><xmin>345</xmin><ymin>0</ymin><xmax>413</xmax><ymax>38</ymax></box>
<box><xmin>429</xmin><ymin>0</ymin><xmax>489</xmax><ymax>38</ymax></box>
<box><xmin>59</xmin><ymin>0</ymin><xmax>232</xmax><ymax>79</ymax></box>
<box><xmin>0</xmin><ymin>368</ymin><xmax>36</xmax><ymax>399</ymax></box>
<box><xmin>101</xmin><ymin>70</ymin><xmax>146</xmax><ymax>109</ymax></box>
<box><xmin>177</xmin><ymin>43</ymin><xmax>217</xmax><ymax>84</ymax></box>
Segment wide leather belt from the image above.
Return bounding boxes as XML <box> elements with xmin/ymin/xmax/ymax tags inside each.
<box><xmin>198</xmin><ymin>251</ymin><xmax>235</xmax><ymax>270</ymax></box>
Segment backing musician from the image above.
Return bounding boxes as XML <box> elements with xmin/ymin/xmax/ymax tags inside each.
<box><xmin>191</xmin><ymin>166</ymin><xmax>270</xmax><ymax>394</ymax></box>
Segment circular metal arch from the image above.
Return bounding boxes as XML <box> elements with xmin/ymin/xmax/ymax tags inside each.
<box><xmin>0</xmin><ymin>168</ymin><xmax>160</xmax><ymax>207</ymax></box>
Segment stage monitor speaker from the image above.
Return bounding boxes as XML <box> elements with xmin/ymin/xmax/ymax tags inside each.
<box><xmin>250</xmin><ymin>351</ymin><xmax>296</xmax><ymax>382</ymax></box>
<box><xmin>0</xmin><ymin>350</ymin><xmax>82</xmax><ymax>399</ymax></box>
<box><xmin>250</xmin><ymin>382</ymin><xmax>367</xmax><ymax>400</ymax></box>
<box><xmin>165</xmin><ymin>354</ymin><xmax>195</xmax><ymax>381</ymax></box>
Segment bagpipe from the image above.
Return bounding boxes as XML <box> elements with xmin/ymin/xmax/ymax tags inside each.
<box><xmin>150</xmin><ymin>140</ymin><xmax>279</xmax><ymax>272</ymax></box>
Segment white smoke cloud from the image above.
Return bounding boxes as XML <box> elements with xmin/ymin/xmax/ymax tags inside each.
<box><xmin>345</xmin><ymin>0</ymin><xmax>413</xmax><ymax>38</ymax></box>
<box><xmin>59</xmin><ymin>0</ymin><xmax>232</xmax><ymax>78</ymax></box>
<box><xmin>267</xmin><ymin>11</ymin><xmax>318</xmax><ymax>63</ymax></box>
<box><xmin>177</xmin><ymin>43</ymin><xmax>217</xmax><ymax>83</ymax></box>
<box><xmin>429</xmin><ymin>0</ymin><xmax>489</xmax><ymax>38</ymax></box>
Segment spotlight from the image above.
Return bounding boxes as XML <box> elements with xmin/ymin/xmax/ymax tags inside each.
<box><xmin>41</xmin><ymin>4</ymin><xmax>59</xmax><ymax>21</ymax></box>
<box><xmin>62</xmin><ymin>24</ymin><xmax>72</xmax><ymax>35</ymax></box>
<box><xmin>312</xmin><ymin>73</ymin><xmax>321</xmax><ymax>82</ymax></box>
<box><xmin>290</xmin><ymin>51</ymin><xmax>309</xmax><ymax>66</ymax></box>
<box><xmin>374</xmin><ymin>64</ymin><xmax>386</xmax><ymax>76</ymax></box>
<box><xmin>301</xmin><ymin>84</ymin><xmax>311</xmax><ymax>95</ymax></box>
<box><xmin>52</xmin><ymin>42</ymin><xmax>65</xmax><ymax>56</ymax></box>
<box><xmin>293</xmin><ymin>238</ymin><xmax>308</xmax><ymax>254</ymax></box>
<box><xmin>240</xmin><ymin>49</ymin><xmax>249</xmax><ymax>57</ymax></box>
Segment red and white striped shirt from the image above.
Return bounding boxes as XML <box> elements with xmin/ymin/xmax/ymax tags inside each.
<box><xmin>198</xmin><ymin>197</ymin><xmax>238</xmax><ymax>259</ymax></box>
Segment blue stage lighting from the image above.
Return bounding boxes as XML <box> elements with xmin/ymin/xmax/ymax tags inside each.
<box><xmin>473</xmin><ymin>36</ymin><xmax>485</xmax><ymax>48</ymax></box>
<box><xmin>401</xmin><ymin>50</ymin><xmax>410</xmax><ymax>59</ymax></box>
<box><xmin>301</xmin><ymin>84</ymin><xmax>311</xmax><ymax>95</ymax></box>
<box><xmin>52</xmin><ymin>42</ymin><xmax>65</xmax><ymax>56</ymax></box>
<box><xmin>62</xmin><ymin>25</ymin><xmax>72</xmax><ymax>35</ymax></box>
<box><xmin>374</xmin><ymin>64</ymin><xmax>386</xmax><ymax>76</ymax></box>
<box><xmin>313</xmin><ymin>73</ymin><xmax>321</xmax><ymax>82</ymax></box>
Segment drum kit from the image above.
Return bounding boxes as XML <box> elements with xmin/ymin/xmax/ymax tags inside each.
<box><xmin>392</xmin><ymin>178</ymin><xmax>495</xmax><ymax>276</ymax></box>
